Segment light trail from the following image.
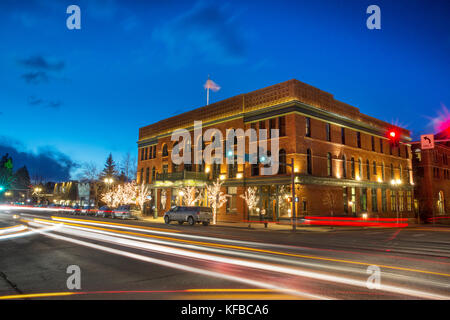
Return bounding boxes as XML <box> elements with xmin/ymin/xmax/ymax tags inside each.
<box><xmin>28</xmin><ymin>223</ymin><xmax>329</xmax><ymax>300</ymax></box>
<box><xmin>0</xmin><ymin>225</ymin><xmax>27</xmax><ymax>234</ymax></box>
<box><xmin>28</xmin><ymin>219</ymin><xmax>450</xmax><ymax>300</ymax></box>
<box><xmin>0</xmin><ymin>289</ymin><xmax>277</xmax><ymax>300</ymax></box>
<box><xmin>30</xmin><ymin>217</ymin><xmax>450</xmax><ymax>278</ymax></box>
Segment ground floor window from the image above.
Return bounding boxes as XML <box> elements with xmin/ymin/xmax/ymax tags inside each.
<box><xmin>399</xmin><ymin>190</ymin><xmax>404</xmax><ymax>211</ymax></box>
<box><xmin>406</xmin><ymin>190</ymin><xmax>412</xmax><ymax>211</ymax></box>
<box><xmin>371</xmin><ymin>188</ymin><xmax>378</xmax><ymax>212</ymax></box>
<box><xmin>226</xmin><ymin>187</ymin><xmax>237</xmax><ymax>213</ymax></box>
<box><xmin>360</xmin><ymin>188</ymin><xmax>367</xmax><ymax>212</ymax></box>
<box><xmin>382</xmin><ymin>189</ymin><xmax>387</xmax><ymax>212</ymax></box>
<box><xmin>343</xmin><ymin>187</ymin><xmax>348</xmax><ymax>214</ymax></box>
<box><xmin>351</xmin><ymin>187</ymin><xmax>356</xmax><ymax>215</ymax></box>
<box><xmin>390</xmin><ymin>190</ymin><xmax>397</xmax><ymax>212</ymax></box>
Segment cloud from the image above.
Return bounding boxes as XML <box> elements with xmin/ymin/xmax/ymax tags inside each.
<box><xmin>0</xmin><ymin>137</ymin><xmax>79</xmax><ymax>182</ymax></box>
<box><xmin>18</xmin><ymin>55</ymin><xmax>65</xmax><ymax>71</ymax></box>
<box><xmin>152</xmin><ymin>1</ymin><xmax>247</xmax><ymax>67</ymax></box>
<box><xmin>21</xmin><ymin>71</ymin><xmax>49</xmax><ymax>84</ymax></box>
<box><xmin>27</xmin><ymin>96</ymin><xmax>62</xmax><ymax>108</ymax></box>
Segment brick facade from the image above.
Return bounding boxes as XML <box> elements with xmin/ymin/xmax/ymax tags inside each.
<box><xmin>412</xmin><ymin>132</ymin><xmax>450</xmax><ymax>223</ymax></box>
<box><xmin>137</xmin><ymin>79</ymin><xmax>414</xmax><ymax>223</ymax></box>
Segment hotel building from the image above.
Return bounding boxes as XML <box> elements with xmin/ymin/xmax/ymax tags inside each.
<box><xmin>137</xmin><ymin>79</ymin><xmax>414</xmax><ymax>222</ymax></box>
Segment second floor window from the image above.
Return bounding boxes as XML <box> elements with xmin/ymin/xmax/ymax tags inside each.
<box><xmin>327</xmin><ymin>153</ymin><xmax>332</xmax><ymax>176</ymax></box>
<box><xmin>307</xmin><ymin>149</ymin><xmax>312</xmax><ymax>174</ymax></box>
<box><xmin>341</xmin><ymin>127</ymin><xmax>345</xmax><ymax>145</ymax></box>
<box><xmin>278</xmin><ymin>116</ymin><xmax>286</xmax><ymax>136</ymax></box>
<box><xmin>306</xmin><ymin>117</ymin><xmax>311</xmax><ymax>137</ymax></box>
<box><xmin>326</xmin><ymin>123</ymin><xmax>331</xmax><ymax>141</ymax></box>
<box><xmin>351</xmin><ymin>158</ymin><xmax>355</xmax><ymax>178</ymax></box>
<box><xmin>162</xmin><ymin>144</ymin><xmax>168</xmax><ymax>157</ymax></box>
<box><xmin>357</xmin><ymin>132</ymin><xmax>361</xmax><ymax>148</ymax></box>
<box><xmin>279</xmin><ymin>149</ymin><xmax>286</xmax><ymax>174</ymax></box>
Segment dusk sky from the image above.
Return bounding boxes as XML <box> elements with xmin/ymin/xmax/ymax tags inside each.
<box><xmin>0</xmin><ymin>0</ymin><xmax>449</xmax><ymax>181</ymax></box>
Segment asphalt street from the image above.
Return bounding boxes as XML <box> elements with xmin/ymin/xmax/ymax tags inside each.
<box><xmin>0</xmin><ymin>207</ymin><xmax>449</xmax><ymax>300</ymax></box>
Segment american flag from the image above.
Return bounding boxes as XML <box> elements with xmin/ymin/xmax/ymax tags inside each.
<box><xmin>204</xmin><ymin>78</ymin><xmax>221</xmax><ymax>92</ymax></box>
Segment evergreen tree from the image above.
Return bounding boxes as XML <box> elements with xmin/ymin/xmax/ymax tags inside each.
<box><xmin>13</xmin><ymin>166</ymin><xmax>31</xmax><ymax>189</ymax></box>
<box><xmin>0</xmin><ymin>153</ymin><xmax>15</xmax><ymax>190</ymax></box>
<box><xmin>100</xmin><ymin>153</ymin><xmax>118</xmax><ymax>179</ymax></box>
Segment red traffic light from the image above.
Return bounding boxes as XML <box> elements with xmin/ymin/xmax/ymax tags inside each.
<box><xmin>387</xmin><ymin>128</ymin><xmax>400</xmax><ymax>146</ymax></box>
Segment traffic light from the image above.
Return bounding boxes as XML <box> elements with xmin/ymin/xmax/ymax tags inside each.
<box><xmin>0</xmin><ymin>186</ymin><xmax>4</xmax><ymax>192</ymax></box>
<box><xmin>387</xmin><ymin>128</ymin><xmax>400</xmax><ymax>147</ymax></box>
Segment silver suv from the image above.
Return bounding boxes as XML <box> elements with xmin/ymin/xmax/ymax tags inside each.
<box><xmin>164</xmin><ymin>206</ymin><xmax>213</xmax><ymax>226</ymax></box>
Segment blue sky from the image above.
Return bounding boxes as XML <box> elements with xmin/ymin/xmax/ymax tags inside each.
<box><xmin>0</xmin><ymin>0</ymin><xmax>449</xmax><ymax>180</ymax></box>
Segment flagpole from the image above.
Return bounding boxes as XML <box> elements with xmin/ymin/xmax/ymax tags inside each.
<box><xmin>207</xmin><ymin>86</ymin><xmax>210</xmax><ymax>105</ymax></box>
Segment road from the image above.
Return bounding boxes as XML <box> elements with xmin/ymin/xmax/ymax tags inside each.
<box><xmin>0</xmin><ymin>207</ymin><xmax>449</xmax><ymax>300</ymax></box>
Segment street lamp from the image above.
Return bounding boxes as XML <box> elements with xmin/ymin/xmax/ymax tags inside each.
<box><xmin>104</xmin><ymin>178</ymin><xmax>114</xmax><ymax>191</ymax></box>
<box><xmin>33</xmin><ymin>187</ymin><xmax>43</xmax><ymax>204</ymax></box>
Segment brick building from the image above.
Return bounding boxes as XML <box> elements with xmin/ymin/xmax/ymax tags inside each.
<box><xmin>137</xmin><ymin>79</ymin><xmax>414</xmax><ymax>222</ymax></box>
<box><xmin>412</xmin><ymin>131</ymin><xmax>450</xmax><ymax>223</ymax></box>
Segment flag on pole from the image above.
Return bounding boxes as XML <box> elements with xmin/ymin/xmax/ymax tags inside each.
<box><xmin>204</xmin><ymin>76</ymin><xmax>220</xmax><ymax>105</ymax></box>
<box><xmin>204</xmin><ymin>78</ymin><xmax>221</xmax><ymax>92</ymax></box>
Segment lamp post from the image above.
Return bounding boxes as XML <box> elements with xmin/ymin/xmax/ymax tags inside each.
<box><xmin>104</xmin><ymin>178</ymin><xmax>114</xmax><ymax>191</ymax></box>
<box><xmin>33</xmin><ymin>187</ymin><xmax>42</xmax><ymax>204</ymax></box>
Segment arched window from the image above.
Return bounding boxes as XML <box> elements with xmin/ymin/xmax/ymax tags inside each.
<box><xmin>366</xmin><ymin>160</ymin><xmax>370</xmax><ymax>180</ymax></box>
<box><xmin>438</xmin><ymin>191</ymin><xmax>445</xmax><ymax>215</ymax></box>
<box><xmin>306</xmin><ymin>149</ymin><xmax>312</xmax><ymax>174</ymax></box>
<box><xmin>373</xmin><ymin>161</ymin><xmax>377</xmax><ymax>175</ymax></box>
<box><xmin>279</xmin><ymin>149</ymin><xmax>286</xmax><ymax>174</ymax></box>
<box><xmin>162</xmin><ymin>144</ymin><xmax>168</xmax><ymax>157</ymax></box>
<box><xmin>342</xmin><ymin>155</ymin><xmax>347</xmax><ymax>178</ymax></box>
<box><xmin>327</xmin><ymin>152</ymin><xmax>332</xmax><ymax>176</ymax></box>
<box><xmin>351</xmin><ymin>158</ymin><xmax>355</xmax><ymax>179</ymax></box>
<box><xmin>358</xmin><ymin>158</ymin><xmax>362</xmax><ymax>179</ymax></box>
<box><xmin>152</xmin><ymin>167</ymin><xmax>156</xmax><ymax>181</ymax></box>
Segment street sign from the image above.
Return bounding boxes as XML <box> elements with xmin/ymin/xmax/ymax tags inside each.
<box><xmin>420</xmin><ymin>134</ymin><xmax>434</xmax><ymax>150</ymax></box>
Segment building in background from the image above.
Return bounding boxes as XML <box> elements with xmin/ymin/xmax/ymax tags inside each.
<box><xmin>137</xmin><ymin>79</ymin><xmax>414</xmax><ymax>223</ymax></box>
<box><xmin>412</xmin><ymin>131</ymin><xmax>450</xmax><ymax>223</ymax></box>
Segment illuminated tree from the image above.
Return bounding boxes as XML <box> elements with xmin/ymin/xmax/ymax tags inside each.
<box><xmin>240</xmin><ymin>187</ymin><xmax>259</xmax><ymax>215</ymax></box>
<box><xmin>136</xmin><ymin>183</ymin><xmax>151</xmax><ymax>213</ymax></box>
<box><xmin>206</xmin><ymin>179</ymin><xmax>228</xmax><ymax>225</ymax></box>
<box><xmin>180</xmin><ymin>186</ymin><xmax>201</xmax><ymax>206</ymax></box>
<box><xmin>100</xmin><ymin>181</ymin><xmax>136</xmax><ymax>208</ymax></box>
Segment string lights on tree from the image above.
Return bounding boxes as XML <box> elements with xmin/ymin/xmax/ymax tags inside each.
<box><xmin>206</xmin><ymin>178</ymin><xmax>228</xmax><ymax>225</ymax></box>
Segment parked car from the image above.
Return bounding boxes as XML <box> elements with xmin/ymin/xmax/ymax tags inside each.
<box><xmin>58</xmin><ymin>205</ymin><xmax>71</xmax><ymax>213</ymax></box>
<box><xmin>164</xmin><ymin>206</ymin><xmax>212</xmax><ymax>226</ymax></box>
<box><xmin>80</xmin><ymin>205</ymin><xmax>97</xmax><ymax>216</ymax></box>
<box><xmin>96</xmin><ymin>205</ymin><xmax>113</xmax><ymax>218</ymax></box>
<box><xmin>69</xmin><ymin>204</ymin><xmax>81</xmax><ymax>215</ymax></box>
<box><xmin>112</xmin><ymin>205</ymin><xmax>140</xmax><ymax>219</ymax></box>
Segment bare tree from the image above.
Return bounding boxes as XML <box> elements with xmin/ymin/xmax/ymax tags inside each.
<box><xmin>78</xmin><ymin>162</ymin><xmax>99</xmax><ymax>181</ymax></box>
<box><xmin>322</xmin><ymin>190</ymin><xmax>339</xmax><ymax>216</ymax></box>
<box><xmin>119</xmin><ymin>152</ymin><xmax>137</xmax><ymax>182</ymax></box>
